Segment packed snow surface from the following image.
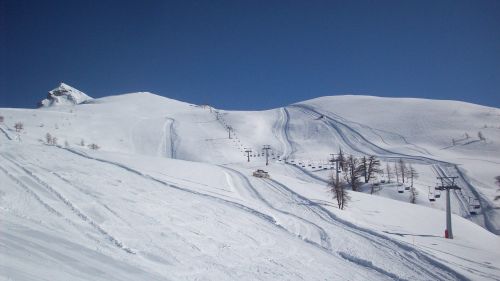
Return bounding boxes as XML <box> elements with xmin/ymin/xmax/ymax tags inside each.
<box><xmin>1</xmin><ymin>89</ymin><xmax>499</xmax><ymax>281</ymax></box>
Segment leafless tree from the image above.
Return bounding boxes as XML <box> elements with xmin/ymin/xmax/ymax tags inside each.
<box><xmin>344</xmin><ymin>155</ymin><xmax>363</xmax><ymax>191</ymax></box>
<box><xmin>80</xmin><ymin>139</ymin><xmax>85</xmax><ymax>146</ymax></box>
<box><xmin>478</xmin><ymin>131</ymin><xmax>486</xmax><ymax>141</ymax></box>
<box><xmin>408</xmin><ymin>165</ymin><xmax>419</xmax><ymax>204</ymax></box>
<box><xmin>88</xmin><ymin>143</ymin><xmax>100</xmax><ymax>150</ymax></box>
<box><xmin>45</xmin><ymin>133</ymin><xmax>53</xmax><ymax>144</ymax></box>
<box><xmin>394</xmin><ymin>162</ymin><xmax>400</xmax><ymax>183</ymax></box>
<box><xmin>385</xmin><ymin>162</ymin><xmax>393</xmax><ymax>183</ymax></box>
<box><xmin>398</xmin><ymin>158</ymin><xmax>408</xmax><ymax>184</ymax></box>
<box><xmin>64</xmin><ymin>140</ymin><xmax>69</xmax><ymax>147</ymax></box>
<box><xmin>45</xmin><ymin>133</ymin><xmax>58</xmax><ymax>145</ymax></box>
<box><xmin>328</xmin><ymin>174</ymin><xmax>350</xmax><ymax>210</ymax></box>
<box><xmin>14</xmin><ymin>122</ymin><xmax>24</xmax><ymax>132</ymax></box>
<box><xmin>361</xmin><ymin>155</ymin><xmax>382</xmax><ymax>183</ymax></box>
<box><xmin>336</xmin><ymin>148</ymin><xmax>346</xmax><ymax>172</ymax></box>
<box><xmin>495</xmin><ymin>176</ymin><xmax>500</xmax><ymax>201</ymax></box>
<box><xmin>464</xmin><ymin>132</ymin><xmax>469</xmax><ymax>139</ymax></box>
<box><xmin>0</xmin><ymin>115</ymin><xmax>4</xmax><ymax>123</ymax></box>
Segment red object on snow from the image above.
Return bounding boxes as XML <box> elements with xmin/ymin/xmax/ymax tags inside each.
<box><xmin>445</xmin><ymin>229</ymin><xmax>449</xmax><ymax>238</ymax></box>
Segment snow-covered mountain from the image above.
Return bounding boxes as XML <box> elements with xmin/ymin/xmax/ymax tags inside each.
<box><xmin>1</xmin><ymin>87</ymin><xmax>499</xmax><ymax>281</ymax></box>
<box><xmin>37</xmin><ymin>83</ymin><xmax>92</xmax><ymax>107</ymax></box>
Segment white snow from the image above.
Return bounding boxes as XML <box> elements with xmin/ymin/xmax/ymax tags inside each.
<box><xmin>1</xmin><ymin>90</ymin><xmax>499</xmax><ymax>280</ymax></box>
<box><xmin>38</xmin><ymin>83</ymin><xmax>93</xmax><ymax>107</ymax></box>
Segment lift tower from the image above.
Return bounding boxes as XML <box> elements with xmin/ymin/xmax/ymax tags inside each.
<box><xmin>244</xmin><ymin>148</ymin><xmax>252</xmax><ymax>162</ymax></box>
<box><xmin>436</xmin><ymin>176</ymin><xmax>461</xmax><ymax>239</ymax></box>
<box><xmin>262</xmin><ymin>145</ymin><xmax>271</xmax><ymax>166</ymax></box>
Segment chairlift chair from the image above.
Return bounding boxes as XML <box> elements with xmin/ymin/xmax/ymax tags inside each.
<box><xmin>434</xmin><ymin>189</ymin><xmax>441</xmax><ymax>198</ymax></box>
<box><xmin>428</xmin><ymin>193</ymin><xmax>436</xmax><ymax>202</ymax></box>
<box><xmin>404</xmin><ymin>184</ymin><xmax>410</xmax><ymax>191</ymax></box>
<box><xmin>471</xmin><ymin>198</ymin><xmax>480</xmax><ymax>209</ymax></box>
<box><xmin>397</xmin><ymin>183</ymin><xmax>404</xmax><ymax>193</ymax></box>
<box><xmin>428</xmin><ymin>186</ymin><xmax>435</xmax><ymax>201</ymax></box>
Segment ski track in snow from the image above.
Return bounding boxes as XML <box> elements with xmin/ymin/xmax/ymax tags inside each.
<box><xmin>60</xmin><ymin>147</ymin><xmax>286</xmax><ymax>233</ymax></box>
<box><xmin>264</xmin><ymin>178</ymin><xmax>469</xmax><ymax>281</ymax></box>
<box><xmin>0</xmin><ymin>153</ymin><xmax>136</xmax><ymax>254</ymax></box>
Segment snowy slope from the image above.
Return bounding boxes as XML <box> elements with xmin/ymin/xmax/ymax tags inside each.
<box><xmin>1</xmin><ymin>90</ymin><xmax>499</xmax><ymax>281</ymax></box>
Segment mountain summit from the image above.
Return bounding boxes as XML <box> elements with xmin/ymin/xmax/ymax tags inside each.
<box><xmin>37</xmin><ymin>83</ymin><xmax>92</xmax><ymax>107</ymax></box>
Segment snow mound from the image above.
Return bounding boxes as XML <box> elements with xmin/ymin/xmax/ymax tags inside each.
<box><xmin>38</xmin><ymin>83</ymin><xmax>93</xmax><ymax>107</ymax></box>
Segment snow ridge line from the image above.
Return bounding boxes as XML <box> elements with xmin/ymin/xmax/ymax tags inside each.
<box><xmin>60</xmin><ymin>147</ymin><xmax>285</xmax><ymax>231</ymax></box>
<box><xmin>219</xmin><ymin>165</ymin><xmax>333</xmax><ymax>251</ymax></box>
<box><xmin>303</xmin><ymin>104</ymin><xmax>432</xmax><ymax>155</ymax></box>
<box><xmin>0</xmin><ymin>126</ymin><xmax>13</xmax><ymax>141</ymax></box>
<box><xmin>1</xmin><ymin>155</ymin><xmax>136</xmax><ymax>254</ymax></box>
<box><xmin>267</xmin><ymin>178</ymin><xmax>470</xmax><ymax>281</ymax></box>
<box><xmin>290</xmin><ymin>104</ymin><xmax>448</xmax><ymax>165</ymax></box>
<box><xmin>338</xmin><ymin>252</ymin><xmax>407</xmax><ymax>281</ymax></box>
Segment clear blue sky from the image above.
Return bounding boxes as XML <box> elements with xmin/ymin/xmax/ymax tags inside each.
<box><xmin>1</xmin><ymin>0</ymin><xmax>499</xmax><ymax>109</ymax></box>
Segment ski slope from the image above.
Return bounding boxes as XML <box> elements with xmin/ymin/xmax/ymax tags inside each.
<box><xmin>1</xmin><ymin>91</ymin><xmax>499</xmax><ymax>280</ymax></box>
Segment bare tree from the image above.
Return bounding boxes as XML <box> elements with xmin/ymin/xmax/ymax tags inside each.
<box><xmin>394</xmin><ymin>162</ymin><xmax>400</xmax><ymax>183</ymax></box>
<box><xmin>408</xmin><ymin>165</ymin><xmax>419</xmax><ymax>203</ymax></box>
<box><xmin>464</xmin><ymin>132</ymin><xmax>469</xmax><ymax>139</ymax></box>
<box><xmin>328</xmin><ymin>174</ymin><xmax>350</xmax><ymax>210</ymax></box>
<box><xmin>385</xmin><ymin>163</ymin><xmax>393</xmax><ymax>183</ymax></box>
<box><xmin>0</xmin><ymin>115</ymin><xmax>4</xmax><ymax>123</ymax></box>
<box><xmin>88</xmin><ymin>143</ymin><xmax>100</xmax><ymax>150</ymax></box>
<box><xmin>452</xmin><ymin>138</ymin><xmax>456</xmax><ymax>146</ymax></box>
<box><xmin>344</xmin><ymin>155</ymin><xmax>363</xmax><ymax>191</ymax></box>
<box><xmin>478</xmin><ymin>131</ymin><xmax>486</xmax><ymax>141</ymax></box>
<box><xmin>363</xmin><ymin>155</ymin><xmax>382</xmax><ymax>183</ymax></box>
<box><xmin>495</xmin><ymin>176</ymin><xmax>500</xmax><ymax>201</ymax></box>
<box><xmin>45</xmin><ymin>133</ymin><xmax>53</xmax><ymax>144</ymax></box>
<box><xmin>336</xmin><ymin>148</ymin><xmax>346</xmax><ymax>172</ymax></box>
<box><xmin>14</xmin><ymin>122</ymin><xmax>24</xmax><ymax>132</ymax></box>
<box><xmin>408</xmin><ymin>164</ymin><xmax>419</xmax><ymax>187</ymax></box>
<box><xmin>64</xmin><ymin>140</ymin><xmax>69</xmax><ymax>147</ymax></box>
<box><xmin>80</xmin><ymin>139</ymin><xmax>85</xmax><ymax>146</ymax></box>
<box><xmin>398</xmin><ymin>158</ymin><xmax>408</xmax><ymax>184</ymax></box>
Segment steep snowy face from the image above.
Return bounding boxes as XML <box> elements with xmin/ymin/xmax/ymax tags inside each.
<box><xmin>38</xmin><ymin>83</ymin><xmax>93</xmax><ymax>107</ymax></box>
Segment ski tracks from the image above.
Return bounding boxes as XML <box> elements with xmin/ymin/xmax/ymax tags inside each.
<box><xmin>0</xmin><ymin>153</ymin><xmax>135</xmax><ymax>254</ymax></box>
<box><xmin>265</xmin><ymin>178</ymin><xmax>468</xmax><ymax>281</ymax></box>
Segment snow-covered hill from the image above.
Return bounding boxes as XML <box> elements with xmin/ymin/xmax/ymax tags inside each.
<box><xmin>1</xmin><ymin>87</ymin><xmax>499</xmax><ymax>281</ymax></box>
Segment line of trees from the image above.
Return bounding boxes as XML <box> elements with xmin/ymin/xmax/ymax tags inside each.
<box><xmin>329</xmin><ymin>151</ymin><xmax>422</xmax><ymax>208</ymax></box>
<box><xmin>328</xmin><ymin>151</ymin><xmax>384</xmax><ymax>209</ymax></box>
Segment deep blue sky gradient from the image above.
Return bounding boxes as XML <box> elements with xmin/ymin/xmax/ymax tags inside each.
<box><xmin>1</xmin><ymin>0</ymin><xmax>499</xmax><ymax>109</ymax></box>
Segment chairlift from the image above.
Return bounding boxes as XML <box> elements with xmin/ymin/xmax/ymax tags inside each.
<box><xmin>428</xmin><ymin>186</ymin><xmax>435</xmax><ymax>201</ymax></box>
<box><xmin>404</xmin><ymin>184</ymin><xmax>410</xmax><ymax>191</ymax></box>
<box><xmin>397</xmin><ymin>183</ymin><xmax>404</xmax><ymax>193</ymax></box>
<box><xmin>428</xmin><ymin>193</ymin><xmax>436</xmax><ymax>202</ymax></box>
<box><xmin>434</xmin><ymin>189</ymin><xmax>441</xmax><ymax>198</ymax></box>
<box><xmin>471</xmin><ymin>198</ymin><xmax>480</xmax><ymax>209</ymax></box>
